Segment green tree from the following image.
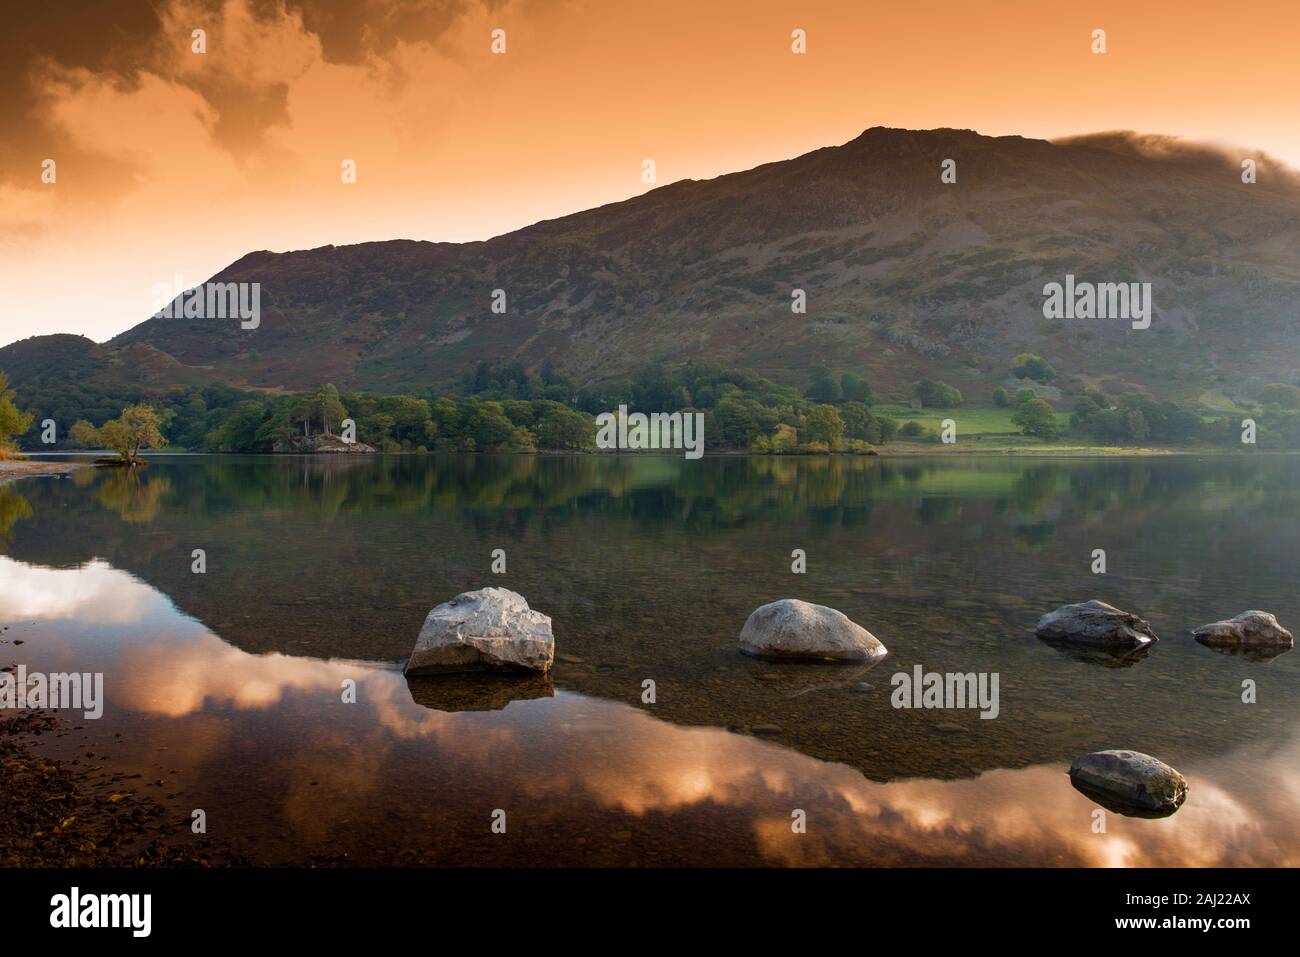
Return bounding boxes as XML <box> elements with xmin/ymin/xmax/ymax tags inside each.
<box><xmin>1011</xmin><ymin>353</ymin><xmax>1057</xmax><ymax>382</ymax></box>
<box><xmin>1011</xmin><ymin>398</ymin><xmax>1059</xmax><ymax>440</ymax></box>
<box><xmin>839</xmin><ymin>371</ymin><xmax>874</xmax><ymax>405</ymax></box>
<box><xmin>208</xmin><ymin>400</ymin><xmax>269</xmax><ymax>452</ymax></box>
<box><xmin>68</xmin><ymin>419</ymin><xmax>100</xmax><ymax>448</ymax></box>
<box><xmin>1259</xmin><ymin>383</ymin><xmax>1300</xmax><ymax>409</ymax></box>
<box><xmin>805</xmin><ymin>372</ymin><xmax>842</xmax><ymax>404</ymax></box>
<box><xmin>467</xmin><ymin>404</ymin><xmax>515</xmax><ymax>451</ymax></box>
<box><xmin>1126</xmin><ymin>409</ymin><xmax>1150</xmax><ymax>443</ymax></box>
<box><xmin>805</xmin><ymin>404</ymin><xmax>845</xmax><ymax>448</ymax></box>
<box><xmin>99</xmin><ymin>403</ymin><xmax>166</xmax><ymax>463</ymax></box>
<box><xmin>912</xmin><ymin>379</ymin><xmax>962</xmax><ymax>408</ymax></box>
<box><xmin>313</xmin><ymin>384</ymin><xmax>347</xmax><ymax>435</ymax></box>
<box><xmin>0</xmin><ymin>371</ymin><xmax>33</xmax><ymax>451</ymax></box>
<box><xmin>534</xmin><ymin>407</ymin><xmax>593</xmax><ymax>450</ymax></box>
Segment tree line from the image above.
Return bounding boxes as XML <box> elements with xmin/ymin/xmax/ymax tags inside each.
<box><xmin>4</xmin><ymin>357</ymin><xmax>1298</xmax><ymax>454</ymax></box>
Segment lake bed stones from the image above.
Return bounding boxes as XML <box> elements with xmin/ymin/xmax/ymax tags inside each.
<box><xmin>739</xmin><ymin>599</ymin><xmax>887</xmax><ymax>663</ymax></box>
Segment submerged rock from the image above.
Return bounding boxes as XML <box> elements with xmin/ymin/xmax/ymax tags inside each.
<box><xmin>404</xmin><ymin>587</ymin><xmax>554</xmax><ymax>675</ymax></box>
<box><xmin>1068</xmin><ymin>750</ymin><xmax>1188</xmax><ymax>818</ymax></box>
<box><xmin>1035</xmin><ymin>600</ymin><xmax>1157</xmax><ymax>649</ymax></box>
<box><xmin>1193</xmin><ymin>611</ymin><xmax>1294</xmax><ymax>651</ymax></box>
<box><xmin>739</xmin><ymin>599</ymin><xmax>887</xmax><ymax>663</ymax></box>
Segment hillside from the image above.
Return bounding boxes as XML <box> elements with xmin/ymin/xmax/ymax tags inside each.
<box><xmin>6</xmin><ymin>127</ymin><xmax>1300</xmax><ymax>403</ymax></box>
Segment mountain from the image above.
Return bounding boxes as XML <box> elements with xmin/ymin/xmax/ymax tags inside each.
<box><xmin>6</xmin><ymin>127</ymin><xmax>1300</xmax><ymax>402</ymax></box>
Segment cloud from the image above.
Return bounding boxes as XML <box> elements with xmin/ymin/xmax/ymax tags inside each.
<box><xmin>1053</xmin><ymin>130</ymin><xmax>1300</xmax><ymax>184</ymax></box>
<box><xmin>0</xmin><ymin>0</ymin><xmax>538</xmax><ymax>196</ymax></box>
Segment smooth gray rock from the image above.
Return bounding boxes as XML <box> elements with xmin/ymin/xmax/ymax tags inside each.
<box><xmin>1193</xmin><ymin>610</ymin><xmax>1294</xmax><ymax>649</ymax></box>
<box><xmin>404</xmin><ymin>587</ymin><xmax>554</xmax><ymax>675</ymax></box>
<box><xmin>1035</xmin><ymin>599</ymin><xmax>1157</xmax><ymax>649</ymax></box>
<box><xmin>1068</xmin><ymin>749</ymin><xmax>1188</xmax><ymax>817</ymax></box>
<box><xmin>739</xmin><ymin>599</ymin><xmax>887</xmax><ymax>663</ymax></box>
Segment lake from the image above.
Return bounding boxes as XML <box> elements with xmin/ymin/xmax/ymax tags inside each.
<box><xmin>2</xmin><ymin>453</ymin><xmax>1297</xmax><ymax>866</ymax></box>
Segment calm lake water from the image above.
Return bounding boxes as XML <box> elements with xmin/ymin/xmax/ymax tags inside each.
<box><xmin>2</xmin><ymin>453</ymin><xmax>1298</xmax><ymax>866</ymax></box>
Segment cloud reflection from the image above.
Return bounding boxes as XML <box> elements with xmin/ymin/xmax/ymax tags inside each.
<box><xmin>6</xmin><ymin>554</ymin><xmax>1297</xmax><ymax>866</ymax></box>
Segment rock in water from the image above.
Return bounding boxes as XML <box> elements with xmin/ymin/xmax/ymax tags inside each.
<box><xmin>739</xmin><ymin>599</ymin><xmax>887</xmax><ymax>663</ymax></box>
<box><xmin>404</xmin><ymin>588</ymin><xmax>554</xmax><ymax>675</ymax></box>
<box><xmin>1193</xmin><ymin>610</ymin><xmax>1294</xmax><ymax>650</ymax></box>
<box><xmin>1068</xmin><ymin>750</ymin><xmax>1188</xmax><ymax>817</ymax></box>
<box><xmin>1035</xmin><ymin>599</ymin><xmax>1157</xmax><ymax>649</ymax></box>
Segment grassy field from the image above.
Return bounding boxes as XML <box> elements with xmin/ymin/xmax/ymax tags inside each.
<box><xmin>874</xmin><ymin>404</ymin><xmax>1072</xmax><ymax>437</ymax></box>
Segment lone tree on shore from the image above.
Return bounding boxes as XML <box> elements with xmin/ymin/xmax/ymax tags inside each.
<box><xmin>95</xmin><ymin>404</ymin><xmax>166</xmax><ymax>464</ymax></box>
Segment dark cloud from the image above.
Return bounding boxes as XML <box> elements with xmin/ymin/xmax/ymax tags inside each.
<box><xmin>0</xmin><ymin>0</ymin><xmax>498</xmax><ymax>188</ymax></box>
<box><xmin>269</xmin><ymin>0</ymin><xmax>476</xmax><ymax>64</ymax></box>
<box><xmin>0</xmin><ymin>2</ymin><xmax>163</xmax><ymax>188</ymax></box>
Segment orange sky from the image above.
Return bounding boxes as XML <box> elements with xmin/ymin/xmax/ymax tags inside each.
<box><xmin>2</xmin><ymin>0</ymin><xmax>1298</xmax><ymax>346</ymax></box>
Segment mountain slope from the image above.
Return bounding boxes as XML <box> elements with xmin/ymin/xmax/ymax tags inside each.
<box><xmin>8</xmin><ymin>127</ymin><xmax>1300</xmax><ymax>401</ymax></box>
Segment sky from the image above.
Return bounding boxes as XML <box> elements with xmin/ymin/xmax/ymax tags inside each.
<box><xmin>2</xmin><ymin>0</ymin><xmax>1298</xmax><ymax>347</ymax></box>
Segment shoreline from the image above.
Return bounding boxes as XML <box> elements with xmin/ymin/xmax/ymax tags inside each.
<box><xmin>22</xmin><ymin>445</ymin><xmax>1272</xmax><ymax>463</ymax></box>
<box><xmin>0</xmin><ymin>459</ymin><xmax>83</xmax><ymax>488</ymax></box>
<box><xmin>0</xmin><ymin>712</ymin><xmax>249</xmax><ymax>867</ymax></box>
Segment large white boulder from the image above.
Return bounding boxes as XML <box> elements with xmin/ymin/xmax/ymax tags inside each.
<box><xmin>404</xmin><ymin>587</ymin><xmax>554</xmax><ymax>675</ymax></box>
<box><xmin>1068</xmin><ymin>749</ymin><xmax>1188</xmax><ymax>817</ymax></box>
<box><xmin>738</xmin><ymin>599</ymin><xmax>887</xmax><ymax>663</ymax></box>
<box><xmin>1193</xmin><ymin>610</ymin><xmax>1294</xmax><ymax>649</ymax></box>
<box><xmin>1035</xmin><ymin>599</ymin><xmax>1157</xmax><ymax>649</ymax></box>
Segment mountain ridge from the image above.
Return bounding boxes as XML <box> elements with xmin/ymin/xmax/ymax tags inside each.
<box><xmin>6</xmin><ymin>126</ymin><xmax>1300</xmax><ymax>404</ymax></box>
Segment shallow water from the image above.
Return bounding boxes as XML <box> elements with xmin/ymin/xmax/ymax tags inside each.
<box><xmin>2</xmin><ymin>453</ymin><xmax>1297</xmax><ymax>865</ymax></box>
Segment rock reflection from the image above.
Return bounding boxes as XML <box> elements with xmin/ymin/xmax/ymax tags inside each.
<box><xmin>1037</xmin><ymin>635</ymin><xmax>1153</xmax><ymax>668</ymax></box>
<box><xmin>1193</xmin><ymin>637</ymin><xmax>1292</xmax><ymax>663</ymax></box>
<box><xmin>406</xmin><ymin>673</ymin><xmax>555</xmax><ymax>712</ymax></box>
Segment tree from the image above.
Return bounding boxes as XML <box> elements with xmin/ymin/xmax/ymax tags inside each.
<box><xmin>805</xmin><ymin>404</ymin><xmax>845</xmax><ymax>448</ymax></box>
<box><xmin>99</xmin><ymin>403</ymin><xmax>166</xmax><ymax>463</ymax></box>
<box><xmin>1126</xmin><ymin>409</ymin><xmax>1150</xmax><ymax>443</ymax></box>
<box><xmin>0</xmin><ymin>371</ymin><xmax>33</xmax><ymax>451</ymax></box>
<box><xmin>313</xmin><ymin>384</ymin><xmax>347</xmax><ymax>435</ymax></box>
<box><xmin>534</xmin><ymin>407</ymin><xmax>593</xmax><ymax>450</ymax></box>
<box><xmin>770</xmin><ymin>424</ymin><xmax>799</xmax><ymax>452</ymax></box>
<box><xmin>68</xmin><ymin>420</ymin><xmax>100</xmax><ymax>448</ymax></box>
<box><xmin>992</xmin><ymin>387</ymin><xmax>1011</xmax><ymax>408</ymax></box>
<box><xmin>1011</xmin><ymin>353</ymin><xmax>1057</xmax><ymax>382</ymax></box>
<box><xmin>839</xmin><ymin>371</ymin><xmax>874</xmax><ymax>405</ymax></box>
<box><xmin>805</xmin><ymin>372</ymin><xmax>842</xmax><ymax>404</ymax></box>
<box><xmin>1011</xmin><ymin>398</ymin><xmax>1059</xmax><ymax>440</ymax></box>
<box><xmin>912</xmin><ymin>379</ymin><xmax>962</xmax><ymax>408</ymax></box>
<box><xmin>466</xmin><ymin>404</ymin><xmax>515</xmax><ymax>451</ymax></box>
<box><xmin>289</xmin><ymin>395</ymin><xmax>314</xmax><ymax>436</ymax></box>
<box><xmin>1259</xmin><ymin>383</ymin><xmax>1300</xmax><ymax>409</ymax></box>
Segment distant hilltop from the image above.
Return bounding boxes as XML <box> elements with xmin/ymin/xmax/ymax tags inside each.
<box><xmin>5</xmin><ymin>127</ymin><xmax>1300</xmax><ymax>405</ymax></box>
